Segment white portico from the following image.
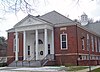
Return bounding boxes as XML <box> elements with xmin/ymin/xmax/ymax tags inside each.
<box><xmin>14</xmin><ymin>15</ymin><xmax>54</xmax><ymax>61</ymax></box>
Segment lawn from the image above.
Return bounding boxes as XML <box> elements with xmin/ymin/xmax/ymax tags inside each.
<box><xmin>91</xmin><ymin>68</ymin><xmax>100</xmax><ymax>72</ymax></box>
<box><xmin>67</xmin><ymin>66</ymin><xmax>88</xmax><ymax>71</ymax></box>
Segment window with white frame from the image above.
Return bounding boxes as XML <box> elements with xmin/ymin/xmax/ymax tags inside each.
<box><xmin>91</xmin><ymin>36</ymin><xmax>94</xmax><ymax>52</ymax></box>
<box><xmin>96</xmin><ymin>56</ymin><xmax>98</xmax><ymax>60</ymax></box>
<box><xmin>87</xmin><ymin>34</ymin><xmax>89</xmax><ymax>51</ymax></box>
<box><xmin>13</xmin><ymin>38</ymin><xmax>16</xmax><ymax>52</ymax></box>
<box><xmin>13</xmin><ymin>38</ymin><xmax>19</xmax><ymax>52</ymax></box>
<box><xmin>87</xmin><ymin>55</ymin><xmax>89</xmax><ymax>60</ymax></box>
<box><xmin>60</xmin><ymin>34</ymin><xmax>68</xmax><ymax>49</ymax></box>
<box><xmin>95</xmin><ymin>37</ymin><xmax>97</xmax><ymax>52</ymax></box>
<box><xmin>98</xmin><ymin>39</ymin><xmax>100</xmax><ymax>52</ymax></box>
<box><xmin>82</xmin><ymin>39</ymin><xmax>85</xmax><ymax>50</ymax></box>
<box><xmin>82</xmin><ymin>55</ymin><xmax>86</xmax><ymax>60</ymax></box>
<box><xmin>97</xmin><ymin>38</ymin><xmax>99</xmax><ymax>52</ymax></box>
<box><xmin>92</xmin><ymin>56</ymin><xmax>95</xmax><ymax>60</ymax></box>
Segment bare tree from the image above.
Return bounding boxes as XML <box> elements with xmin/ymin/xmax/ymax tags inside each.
<box><xmin>0</xmin><ymin>0</ymin><xmax>97</xmax><ymax>20</ymax></box>
<box><xmin>0</xmin><ymin>0</ymin><xmax>96</xmax><ymax>14</ymax></box>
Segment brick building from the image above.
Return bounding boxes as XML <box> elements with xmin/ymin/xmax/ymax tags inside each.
<box><xmin>7</xmin><ymin>11</ymin><xmax>100</xmax><ymax>66</ymax></box>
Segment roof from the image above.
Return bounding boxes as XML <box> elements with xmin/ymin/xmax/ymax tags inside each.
<box><xmin>14</xmin><ymin>14</ymin><xmax>48</xmax><ymax>28</ymax></box>
<box><xmin>85</xmin><ymin>22</ymin><xmax>100</xmax><ymax>35</ymax></box>
<box><xmin>39</xmin><ymin>10</ymin><xmax>74</xmax><ymax>24</ymax></box>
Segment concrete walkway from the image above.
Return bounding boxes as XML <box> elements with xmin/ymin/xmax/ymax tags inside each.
<box><xmin>0</xmin><ymin>66</ymin><xmax>66</xmax><ymax>72</ymax></box>
<box><xmin>0</xmin><ymin>66</ymin><xmax>100</xmax><ymax>72</ymax></box>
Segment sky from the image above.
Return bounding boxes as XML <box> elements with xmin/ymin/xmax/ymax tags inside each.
<box><xmin>0</xmin><ymin>0</ymin><xmax>100</xmax><ymax>39</ymax></box>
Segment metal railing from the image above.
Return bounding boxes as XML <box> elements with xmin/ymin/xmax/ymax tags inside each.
<box><xmin>41</xmin><ymin>54</ymin><xmax>54</xmax><ymax>66</ymax></box>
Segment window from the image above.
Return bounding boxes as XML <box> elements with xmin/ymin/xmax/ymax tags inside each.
<box><xmin>38</xmin><ymin>39</ymin><xmax>43</xmax><ymax>44</ymax></box>
<box><xmin>28</xmin><ymin>46</ymin><xmax>30</xmax><ymax>55</ymax></box>
<box><xmin>60</xmin><ymin>34</ymin><xmax>68</xmax><ymax>49</ymax></box>
<box><xmin>82</xmin><ymin>39</ymin><xmax>85</xmax><ymax>50</ymax></box>
<box><xmin>13</xmin><ymin>38</ymin><xmax>19</xmax><ymax>52</ymax></box>
<box><xmin>87</xmin><ymin>55</ymin><xmax>89</xmax><ymax>60</ymax></box>
<box><xmin>92</xmin><ymin>56</ymin><xmax>95</xmax><ymax>60</ymax></box>
<box><xmin>97</xmin><ymin>38</ymin><xmax>99</xmax><ymax>52</ymax></box>
<box><xmin>34</xmin><ymin>39</ymin><xmax>43</xmax><ymax>44</ymax></box>
<box><xmin>82</xmin><ymin>55</ymin><xmax>86</xmax><ymax>60</ymax></box>
<box><xmin>91</xmin><ymin>36</ymin><xmax>94</xmax><ymax>52</ymax></box>
<box><xmin>87</xmin><ymin>34</ymin><xmax>90</xmax><ymax>51</ymax></box>
<box><xmin>48</xmin><ymin>44</ymin><xmax>50</xmax><ymax>54</ymax></box>
<box><xmin>98</xmin><ymin>39</ymin><xmax>100</xmax><ymax>52</ymax></box>
<box><xmin>13</xmin><ymin>39</ymin><xmax>16</xmax><ymax>52</ymax></box>
<box><xmin>95</xmin><ymin>37</ymin><xmax>97</xmax><ymax>52</ymax></box>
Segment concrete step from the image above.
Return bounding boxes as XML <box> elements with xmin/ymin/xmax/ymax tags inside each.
<box><xmin>8</xmin><ymin>60</ymin><xmax>41</xmax><ymax>67</ymax></box>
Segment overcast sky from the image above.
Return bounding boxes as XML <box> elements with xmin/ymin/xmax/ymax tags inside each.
<box><xmin>0</xmin><ymin>0</ymin><xmax>100</xmax><ymax>38</ymax></box>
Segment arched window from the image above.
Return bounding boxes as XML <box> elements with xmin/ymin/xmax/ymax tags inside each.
<box><xmin>34</xmin><ymin>39</ymin><xmax>43</xmax><ymax>44</ymax></box>
<box><xmin>38</xmin><ymin>39</ymin><xmax>43</xmax><ymax>44</ymax></box>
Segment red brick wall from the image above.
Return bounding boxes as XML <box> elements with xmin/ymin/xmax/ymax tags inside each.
<box><xmin>7</xmin><ymin>32</ymin><xmax>23</xmax><ymax>64</ymax></box>
<box><xmin>18</xmin><ymin>32</ymin><xmax>23</xmax><ymax>60</ymax></box>
<box><xmin>54</xmin><ymin>25</ymin><xmax>100</xmax><ymax>66</ymax></box>
<box><xmin>7</xmin><ymin>32</ymin><xmax>15</xmax><ymax>64</ymax></box>
<box><xmin>77</xmin><ymin>27</ymin><xmax>100</xmax><ymax>55</ymax></box>
<box><xmin>54</xmin><ymin>25</ymin><xmax>78</xmax><ymax>65</ymax></box>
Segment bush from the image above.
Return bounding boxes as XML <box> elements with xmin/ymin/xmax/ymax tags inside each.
<box><xmin>0</xmin><ymin>63</ymin><xmax>7</xmax><ymax>67</ymax></box>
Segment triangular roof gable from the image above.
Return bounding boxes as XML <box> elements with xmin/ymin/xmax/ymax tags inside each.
<box><xmin>39</xmin><ymin>11</ymin><xmax>74</xmax><ymax>24</ymax></box>
<box><xmin>14</xmin><ymin>14</ymin><xmax>48</xmax><ymax>28</ymax></box>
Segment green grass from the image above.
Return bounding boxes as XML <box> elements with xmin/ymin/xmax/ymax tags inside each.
<box><xmin>91</xmin><ymin>68</ymin><xmax>100</xmax><ymax>72</ymax></box>
<box><xmin>67</xmin><ymin>66</ymin><xmax>88</xmax><ymax>71</ymax></box>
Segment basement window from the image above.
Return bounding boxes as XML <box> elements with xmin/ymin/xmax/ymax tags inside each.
<box><xmin>60</xmin><ymin>34</ymin><xmax>68</xmax><ymax>49</ymax></box>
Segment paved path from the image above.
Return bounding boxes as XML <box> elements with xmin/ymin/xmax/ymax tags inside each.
<box><xmin>0</xmin><ymin>66</ymin><xmax>66</xmax><ymax>72</ymax></box>
<box><xmin>0</xmin><ymin>66</ymin><xmax>100</xmax><ymax>72</ymax></box>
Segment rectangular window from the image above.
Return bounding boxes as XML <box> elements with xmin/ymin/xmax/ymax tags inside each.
<box><xmin>98</xmin><ymin>39</ymin><xmax>100</xmax><ymax>52</ymax></box>
<box><xmin>13</xmin><ymin>38</ymin><xmax>19</xmax><ymax>52</ymax></box>
<box><xmin>82</xmin><ymin>39</ymin><xmax>85</xmax><ymax>50</ymax></box>
<box><xmin>87</xmin><ymin>34</ymin><xmax>89</xmax><ymax>51</ymax></box>
<box><xmin>91</xmin><ymin>36</ymin><xmax>94</xmax><ymax>52</ymax></box>
<box><xmin>28</xmin><ymin>46</ymin><xmax>30</xmax><ymax>55</ymax></box>
<box><xmin>95</xmin><ymin>37</ymin><xmax>97</xmax><ymax>52</ymax></box>
<box><xmin>97</xmin><ymin>38</ymin><xmax>99</xmax><ymax>52</ymax></box>
<box><xmin>13</xmin><ymin>39</ymin><xmax>16</xmax><ymax>52</ymax></box>
<box><xmin>48</xmin><ymin>44</ymin><xmax>50</xmax><ymax>54</ymax></box>
<box><xmin>60</xmin><ymin>34</ymin><xmax>68</xmax><ymax>49</ymax></box>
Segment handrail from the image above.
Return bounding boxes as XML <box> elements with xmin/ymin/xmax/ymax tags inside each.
<box><xmin>23</xmin><ymin>56</ymin><xmax>35</xmax><ymax>62</ymax></box>
<box><xmin>30</xmin><ymin>56</ymin><xmax>35</xmax><ymax>61</ymax></box>
<box><xmin>41</xmin><ymin>54</ymin><xmax>55</xmax><ymax>66</ymax></box>
<box><xmin>7</xmin><ymin>57</ymin><xmax>14</xmax><ymax>65</ymax></box>
<box><xmin>41</xmin><ymin>54</ymin><xmax>49</xmax><ymax>66</ymax></box>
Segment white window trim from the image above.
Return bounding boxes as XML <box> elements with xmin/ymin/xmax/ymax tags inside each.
<box><xmin>95</xmin><ymin>37</ymin><xmax>97</xmax><ymax>52</ymax></box>
<box><xmin>87</xmin><ymin>34</ymin><xmax>89</xmax><ymax>51</ymax></box>
<box><xmin>82</xmin><ymin>39</ymin><xmax>85</xmax><ymax>50</ymax></box>
<box><xmin>98</xmin><ymin>39</ymin><xmax>100</xmax><ymax>52</ymax></box>
<box><xmin>60</xmin><ymin>34</ymin><xmax>68</xmax><ymax>50</ymax></box>
<box><xmin>13</xmin><ymin>38</ymin><xmax>19</xmax><ymax>52</ymax></box>
<box><xmin>91</xmin><ymin>36</ymin><xmax>94</xmax><ymax>52</ymax></box>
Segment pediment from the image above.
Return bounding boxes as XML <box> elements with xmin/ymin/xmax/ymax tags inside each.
<box><xmin>14</xmin><ymin>15</ymin><xmax>47</xmax><ymax>28</ymax></box>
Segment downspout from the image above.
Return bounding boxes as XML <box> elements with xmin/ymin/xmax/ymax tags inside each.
<box><xmin>76</xmin><ymin>24</ymin><xmax>79</xmax><ymax>66</ymax></box>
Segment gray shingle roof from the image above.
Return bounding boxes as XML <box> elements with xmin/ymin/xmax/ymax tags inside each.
<box><xmin>85</xmin><ymin>22</ymin><xmax>100</xmax><ymax>35</ymax></box>
<box><xmin>39</xmin><ymin>11</ymin><xmax>73</xmax><ymax>24</ymax></box>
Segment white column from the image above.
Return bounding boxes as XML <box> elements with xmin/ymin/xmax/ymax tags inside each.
<box><xmin>23</xmin><ymin>31</ymin><xmax>26</xmax><ymax>60</ymax></box>
<box><xmin>36</xmin><ymin>29</ymin><xmax>38</xmax><ymax>60</ymax></box>
<box><xmin>44</xmin><ymin>29</ymin><xmax>48</xmax><ymax>57</ymax></box>
<box><xmin>51</xmin><ymin>29</ymin><xmax>54</xmax><ymax>54</ymax></box>
<box><xmin>15</xmin><ymin>32</ymin><xmax>18</xmax><ymax>61</ymax></box>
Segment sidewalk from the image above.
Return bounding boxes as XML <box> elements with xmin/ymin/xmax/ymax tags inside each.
<box><xmin>0</xmin><ymin>66</ymin><xmax>99</xmax><ymax>72</ymax></box>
